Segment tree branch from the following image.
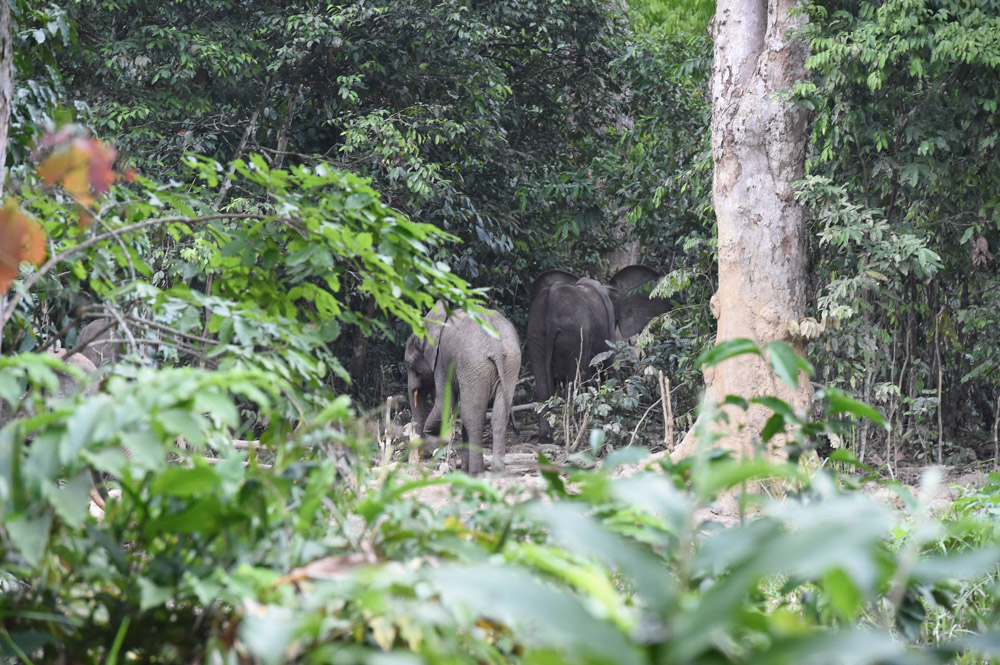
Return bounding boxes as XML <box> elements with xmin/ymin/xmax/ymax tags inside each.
<box><xmin>1</xmin><ymin>213</ymin><xmax>266</xmax><ymax>328</ymax></box>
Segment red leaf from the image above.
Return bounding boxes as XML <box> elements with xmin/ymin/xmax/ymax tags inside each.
<box><xmin>0</xmin><ymin>199</ymin><xmax>47</xmax><ymax>295</ymax></box>
<box><xmin>36</xmin><ymin>132</ymin><xmax>119</xmax><ymax>220</ymax></box>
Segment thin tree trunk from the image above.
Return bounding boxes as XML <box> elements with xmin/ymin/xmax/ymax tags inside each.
<box><xmin>674</xmin><ymin>1</ymin><xmax>811</xmax><ymax>460</ymax></box>
<box><xmin>272</xmin><ymin>83</ymin><xmax>301</xmax><ymax>170</ymax></box>
<box><xmin>214</xmin><ymin>77</ymin><xmax>273</xmax><ymax>208</ymax></box>
<box><xmin>0</xmin><ymin>0</ymin><xmax>12</xmax><ymax>198</ymax></box>
<box><xmin>348</xmin><ymin>296</ymin><xmax>377</xmax><ymax>385</ymax></box>
<box><xmin>935</xmin><ymin>306</ymin><xmax>944</xmax><ymax>464</ymax></box>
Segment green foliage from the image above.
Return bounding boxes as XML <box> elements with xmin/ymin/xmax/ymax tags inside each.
<box><xmin>628</xmin><ymin>0</ymin><xmax>714</xmax><ymax>37</ymax></box>
<box><xmin>7</xmin><ymin>2</ymin><xmax>74</xmax><ymax>171</ymax></box>
<box><xmin>3</xmin><ymin>345</ymin><xmax>1000</xmax><ymax>663</ymax></box>
<box><xmin>57</xmin><ymin>0</ymin><xmax>631</xmax><ymax>282</ymax></box>
<box><xmin>798</xmin><ymin>0</ymin><xmax>1000</xmax><ymax>466</ymax></box>
<box><xmin>4</xmin><ymin>150</ymin><xmax>480</xmax><ymax>410</ymax></box>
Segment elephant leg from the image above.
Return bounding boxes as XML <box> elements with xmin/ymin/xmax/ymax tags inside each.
<box><xmin>488</xmin><ymin>356</ymin><xmax>518</xmax><ymax>473</ymax></box>
<box><xmin>458</xmin><ymin>422</ymin><xmax>471</xmax><ymax>472</ymax></box>
<box><xmin>535</xmin><ymin>334</ymin><xmax>558</xmax><ymax>444</ymax></box>
<box><xmin>490</xmin><ymin>391</ymin><xmax>509</xmax><ymax>474</ymax></box>
<box><xmin>460</xmin><ymin>400</ymin><xmax>487</xmax><ymax>475</ymax></box>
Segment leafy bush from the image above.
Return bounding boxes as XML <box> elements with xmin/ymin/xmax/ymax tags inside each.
<box><xmin>3</xmin><ymin>340</ymin><xmax>1000</xmax><ymax>663</ymax></box>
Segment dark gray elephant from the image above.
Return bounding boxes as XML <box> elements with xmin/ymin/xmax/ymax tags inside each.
<box><xmin>527</xmin><ymin>265</ymin><xmax>670</xmax><ymax>442</ymax></box>
<box><xmin>405</xmin><ymin>302</ymin><xmax>521</xmax><ymax>474</ymax></box>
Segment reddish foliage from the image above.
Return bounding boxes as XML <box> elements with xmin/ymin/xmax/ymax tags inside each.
<box><xmin>37</xmin><ymin>133</ymin><xmax>119</xmax><ymax>217</ymax></box>
<box><xmin>0</xmin><ymin>198</ymin><xmax>46</xmax><ymax>295</ymax></box>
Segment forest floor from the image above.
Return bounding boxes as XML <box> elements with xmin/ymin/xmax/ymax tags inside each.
<box><xmin>401</xmin><ymin>421</ymin><xmax>994</xmax><ymax>527</ymax></box>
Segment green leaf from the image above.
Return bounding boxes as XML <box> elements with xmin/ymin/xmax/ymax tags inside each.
<box><xmin>820</xmin><ymin>567</ymin><xmax>862</xmax><ymax>621</ymax></box>
<box><xmin>149</xmin><ymin>465</ymin><xmax>220</xmax><ymax>497</ymax></box>
<box><xmin>43</xmin><ymin>472</ymin><xmax>93</xmax><ymax>529</ymax></box>
<box><xmin>121</xmin><ymin>430</ymin><xmax>168</xmax><ymax>470</ymax></box>
<box><xmin>765</xmin><ymin>341</ymin><xmax>813</xmax><ymax>388</ymax></box>
<box><xmin>430</xmin><ymin>564</ymin><xmax>641</xmax><ymax>665</ymax></box>
<box><xmin>62</xmin><ymin>395</ymin><xmax>116</xmax><ymax>465</ymax></box>
<box><xmin>821</xmin><ymin>388</ymin><xmax>886</xmax><ymax>428</ymax></box>
<box><xmin>5</xmin><ymin>514</ymin><xmax>53</xmax><ymax>567</ymax></box>
<box><xmin>154</xmin><ymin>409</ymin><xmax>207</xmax><ymax>447</ymax></box>
<box><xmin>138</xmin><ymin>578</ymin><xmax>173</xmax><ymax>611</ymax></box>
<box><xmin>911</xmin><ymin>549</ymin><xmax>1000</xmax><ymax>582</ymax></box>
<box><xmin>760</xmin><ymin>412</ymin><xmax>787</xmax><ymax>443</ymax></box>
<box><xmin>696</xmin><ymin>338</ymin><xmax>760</xmax><ymax>369</ymax></box>
<box><xmin>239</xmin><ymin>605</ymin><xmax>297</xmax><ymax>665</ymax></box>
<box><xmin>530</xmin><ymin>502</ymin><xmax>675</xmax><ymax>611</ymax></box>
<box><xmin>611</xmin><ymin>473</ymin><xmax>693</xmax><ymax>534</ymax></box>
<box><xmin>696</xmin><ymin>459</ymin><xmax>804</xmax><ymax>500</ymax></box>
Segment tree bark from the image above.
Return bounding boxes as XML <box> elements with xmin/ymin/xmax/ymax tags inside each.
<box><xmin>214</xmin><ymin>77</ymin><xmax>273</xmax><ymax>208</ymax></box>
<box><xmin>674</xmin><ymin>0</ymin><xmax>811</xmax><ymax>460</ymax></box>
<box><xmin>0</xmin><ymin>0</ymin><xmax>13</xmax><ymax>197</ymax></box>
<box><xmin>272</xmin><ymin>83</ymin><xmax>301</xmax><ymax>170</ymax></box>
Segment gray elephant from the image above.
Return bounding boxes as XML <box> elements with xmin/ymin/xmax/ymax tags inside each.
<box><xmin>75</xmin><ymin>318</ymin><xmax>121</xmax><ymax>366</ymax></box>
<box><xmin>405</xmin><ymin>302</ymin><xmax>521</xmax><ymax>474</ymax></box>
<box><xmin>527</xmin><ymin>265</ymin><xmax>670</xmax><ymax>442</ymax></box>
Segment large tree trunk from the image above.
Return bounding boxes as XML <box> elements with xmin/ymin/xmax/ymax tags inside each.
<box><xmin>674</xmin><ymin>0</ymin><xmax>811</xmax><ymax>460</ymax></box>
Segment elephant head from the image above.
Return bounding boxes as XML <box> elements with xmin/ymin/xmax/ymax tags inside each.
<box><xmin>526</xmin><ymin>264</ymin><xmax>671</xmax><ymax>442</ymax></box>
<box><xmin>607</xmin><ymin>264</ymin><xmax>671</xmax><ymax>339</ymax></box>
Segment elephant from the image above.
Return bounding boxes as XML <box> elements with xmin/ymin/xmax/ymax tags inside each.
<box><xmin>75</xmin><ymin>318</ymin><xmax>121</xmax><ymax>367</ymax></box>
<box><xmin>404</xmin><ymin>302</ymin><xmax>521</xmax><ymax>474</ymax></box>
<box><xmin>526</xmin><ymin>264</ymin><xmax>670</xmax><ymax>442</ymax></box>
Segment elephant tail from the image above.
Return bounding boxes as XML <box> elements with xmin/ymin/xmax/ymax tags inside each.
<box><xmin>490</xmin><ymin>353</ymin><xmax>520</xmax><ymax>441</ymax></box>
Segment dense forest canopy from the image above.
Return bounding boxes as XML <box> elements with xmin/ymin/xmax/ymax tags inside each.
<box><xmin>1</xmin><ymin>0</ymin><xmax>1000</xmax><ymax>663</ymax></box>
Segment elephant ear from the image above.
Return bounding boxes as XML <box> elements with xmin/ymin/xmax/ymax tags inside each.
<box><xmin>528</xmin><ymin>269</ymin><xmax>580</xmax><ymax>303</ymax></box>
<box><xmin>609</xmin><ymin>265</ymin><xmax>672</xmax><ymax>339</ymax></box>
<box><xmin>609</xmin><ymin>264</ymin><xmax>661</xmax><ymax>293</ymax></box>
<box><xmin>404</xmin><ymin>334</ymin><xmax>426</xmax><ymax>366</ymax></box>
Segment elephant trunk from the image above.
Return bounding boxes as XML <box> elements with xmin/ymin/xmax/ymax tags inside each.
<box><xmin>408</xmin><ymin>373</ymin><xmax>433</xmax><ymax>436</ymax></box>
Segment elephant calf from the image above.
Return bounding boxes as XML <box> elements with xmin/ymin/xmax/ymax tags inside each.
<box><xmin>405</xmin><ymin>303</ymin><xmax>521</xmax><ymax>474</ymax></box>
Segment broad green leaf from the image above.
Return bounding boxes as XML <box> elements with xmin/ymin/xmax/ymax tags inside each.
<box><xmin>153</xmin><ymin>409</ymin><xmax>207</xmax><ymax>447</ymax></box>
<box><xmin>954</xmin><ymin>633</ymin><xmax>1000</xmax><ymax>658</ymax></box>
<box><xmin>121</xmin><ymin>429</ymin><xmax>167</xmax><ymax>470</ymax></box>
<box><xmin>822</xmin><ymin>388</ymin><xmax>886</xmax><ymax>428</ymax></box>
<box><xmin>765</xmin><ymin>341</ymin><xmax>814</xmax><ymax>388</ymax></box>
<box><xmin>42</xmin><ymin>472</ymin><xmax>93</xmax><ymax>528</ymax></box>
<box><xmin>430</xmin><ymin>564</ymin><xmax>641</xmax><ymax>665</ymax></box>
<box><xmin>149</xmin><ymin>465</ymin><xmax>220</xmax><ymax>497</ymax></box>
<box><xmin>138</xmin><ymin>578</ymin><xmax>172</xmax><ymax>611</ymax></box>
<box><xmin>240</xmin><ymin>605</ymin><xmax>297</xmax><ymax>665</ymax></box>
<box><xmin>820</xmin><ymin>567</ymin><xmax>863</xmax><ymax>621</ymax></box>
<box><xmin>601</xmin><ymin>446</ymin><xmax>652</xmax><ymax>470</ymax></box>
<box><xmin>61</xmin><ymin>395</ymin><xmax>116</xmax><ymax>465</ymax></box>
<box><xmin>611</xmin><ymin>473</ymin><xmax>693</xmax><ymax>533</ymax></box>
<box><xmin>911</xmin><ymin>549</ymin><xmax>1000</xmax><ymax>582</ymax></box>
<box><xmin>696</xmin><ymin>338</ymin><xmax>760</xmax><ymax>369</ymax></box>
<box><xmin>6</xmin><ymin>513</ymin><xmax>53</xmax><ymax>567</ymax></box>
<box><xmin>756</xmin><ymin>630</ymin><xmax>906</xmax><ymax>665</ymax></box>
<box><xmin>696</xmin><ymin>459</ymin><xmax>803</xmax><ymax>499</ymax></box>
<box><xmin>530</xmin><ymin>502</ymin><xmax>675</xmax><ymax>610</ymax></box>
<box><xmin>507</xmin><ymin>542</ymin><xmax>633</xmax><ymax>631</ymax></box>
